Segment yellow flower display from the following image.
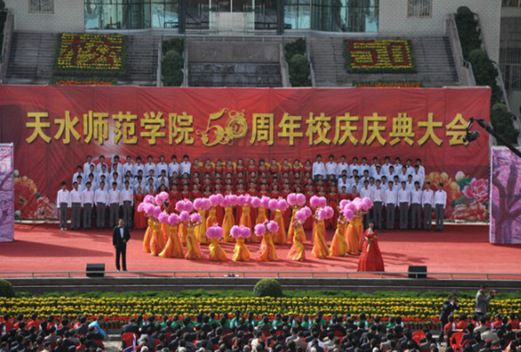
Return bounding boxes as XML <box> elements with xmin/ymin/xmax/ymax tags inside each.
<box><xmin>346</xmin><ymin>39</ymin><xmax>415</xmax><ymax>73</ymax></box>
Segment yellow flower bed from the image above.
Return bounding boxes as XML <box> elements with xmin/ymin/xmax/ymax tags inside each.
<box><xmin>345</xmin><ymin>39</ymin><xmax>415</xmax><ymax>73</ymax></box>
<box><xmin>1</xmin><ymin>296</ymin><xmax>520</xmax><ymax>321</ymax></box>
<box><xmin>56</xmin><ymin>33</ymin><xmax>125</xmax><ymax>73</ymax></box>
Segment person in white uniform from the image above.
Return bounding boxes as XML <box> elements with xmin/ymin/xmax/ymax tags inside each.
<box><xmin>56</xmin><ymin>182</ymin><xmax>70</xmax><ymax>231</ymax></box>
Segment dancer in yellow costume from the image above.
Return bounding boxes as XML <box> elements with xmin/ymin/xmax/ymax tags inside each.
<box><xmin>159</xmin><ymin>222</ymin><xmax>184</xmax><ymax>258</ymax></box>
<box><xmin>222</xmin><ymin>205</ymin><xmax>235</xmax><ymax>243</ymax></box>
<box><xmin>345</xmin><ymin>213</ymin><xmax>362</xmax><ymax>255</ymax></box>
<box><xmin>272</xmin><ymin>209</ymin><xmax>286</xmax><ymax>244</ymax></box>
<box><xmin>257</xmin><ymin>222</ymin><xmax>278</xmax><ymax>261</ymax></box>
<box><xmin>311</xmin><ymin>215</ymin><xmax>329</xmax><ymax>259</ymax></box>
<box><xmin>288</xmin><ymin>220</ymin><xmax>306</xmax><ymax>261</ymax></box>
<box><xmin>329</xmin><ymin>216</ymin><xmax>347</xmax><ymax>257</ymax></box>
<box><xmin>143</xmin><ymin>218</ymin><xmax>153</xmax><ymax>253</ymax></box>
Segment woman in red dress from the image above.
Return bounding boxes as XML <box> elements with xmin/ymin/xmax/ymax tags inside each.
<box><xmin>358</xmin><ymin>222</ymin><xmax>385</xmax><ymax>272</ymax></box>
<box><xmin>133</xmin><ymin>186</ymin><xmax>147</xmax><ymax>229</ymax></box>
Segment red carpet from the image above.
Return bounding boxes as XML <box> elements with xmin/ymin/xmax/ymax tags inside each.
<box><xmin>1</xmin><ymin>224</ymin><xmax>520</xmax><ymax>277</ymax></box>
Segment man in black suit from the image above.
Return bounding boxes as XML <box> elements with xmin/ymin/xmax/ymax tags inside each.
<box><xmin>113</xmin><ymin>218</ymin><xmax>130</xmax><ymax>271</ymax></box>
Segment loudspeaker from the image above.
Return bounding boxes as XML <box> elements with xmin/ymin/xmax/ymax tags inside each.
<box><xmin>86</xmin><ymin>263</ymin><xmax>105</xmax><ymax>278</ymax></box>
<box><xmin>408</xmin><ymin>265</ymin><xmax>427</xmax><ymax>279</ymax></box>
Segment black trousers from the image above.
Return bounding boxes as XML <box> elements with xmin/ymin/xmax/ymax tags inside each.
<box><xmin>115</xmin><ymin>245</ymin><xmax>127</xmax><ymax>271</ymax></box>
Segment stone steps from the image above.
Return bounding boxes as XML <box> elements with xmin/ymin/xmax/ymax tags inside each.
<box><xmin>189</xmin><ymin>62</ymin><xmax>281</xmax><ymax>87</ymax></box>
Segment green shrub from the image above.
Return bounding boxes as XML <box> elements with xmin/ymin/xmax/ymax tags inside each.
<box><xmin>468</xmin><ymin>49</ymin><xmax>501</xmax><ymax>104</ymax></box>
<box><xmin>253</xmin><ymin>278</ymin><xmax>283</xmax><ymax>297</ymax></box>
<box><xmin>0</xmin><ymin>279</ymin><xmax>15</xmax><ymax>297</ymax></box>
<box><xmin>285</xmin><ymin>39</ymin><xmax>311</xmax><ymax>87</ymax></box>
<box><xmin>162</xmin><ymin>38</ymin><xmax>184</xmax><ymax>56</ymax></box>
<box><xmin>0</xmin><ymin>0</ymin><xmax>5</xmax><ymax>11</ymax></box>
<box><xmin>455</xmin><ymin>6</ymin><xmax>481</xmax><ymax>60</ymax></box>
<box><xmin>491</xmin><ymin>103</ymin><xmax>519</xmax><ymax>145</ymax></box>
<box><xmin>162</xmin><ymin>49</ymin><xmax>184</xmax><ymax>86</ymax></box>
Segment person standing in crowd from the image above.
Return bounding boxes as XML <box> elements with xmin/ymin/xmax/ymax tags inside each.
<box><xmin>336</xmin><ymin>155</ymin><xmax>349</xmax><ymax>178</ymax></box>
<box><xmin>82</xmin><ymin>181</ymin><xmax>94</xmax><ymax>229</ymax></box>
<box><xmin>168</xmin><ymin>154</ymin><xmax>179</xmax><ymax>180</ymax></box>
<box><xmin>83</xmin><ymin>155</ymin><xmax>93</xmax><ymax>175</ymax></box>
<box><xmin>371</xmin><ymin>179</ymin><xmax>384</xmax><ymax>230</ymax></box>
<box><xmin>71</xmin><ymin>166</ymin><xmax>83</xmax><ymax>185</ymax></box>
<box><xmin>439</xmin><ymin>295</ymin><xmax>459</xmax><ymax>334</ymax></box>
<box><xmin>422</xmin><ymin>182</ymin><xmax>434</xmax><ymax>230</ymax></box>
<box><xmin>123</xmin><ymin>155</ymin><xmax>134</xmax><ymax>176</ymax></box>
<box><xmin>94</xmin><ymin>181</ymin><xmax>108</xmax><ymax>228</ymax></box>
<box><xmin>108</xmin><ymin>182</ymin><xmax>121</xmax><ymax>228</ymax></box>
<box><xmin>357</xmin><ymin>222</ymin><xmax>385</xmax><ymax>272</ymax></box>
<box><xmin>180</xmin><ymin>154</ymin><xmax>191</xmax><ymax>176</ymax></box>
<box><xmin>410</xmin><ymin>181</ymin><xmax>423</xmax><ymax>230</ymax></box>
<box><xmin>96</xmin><ymin>155</ymin><xmax>107</xmax><ymax>174</ymax></box>
<box><xmin>312</xmin><ymin>154</ymin><xmax>326</xmax><ymax>181</ymax></box>
<box><xmin>325</xmin><ymin>155</ymin><xmax>337</xmax><ymax>180</ymax></box>
<box><xmin>359</xmin><ymin>180</ymin><xmax>372</xmax><ymax>228</ymax></box>
<box><xmin>475</xmin><ymin>286</ymin><xmax>495</xmax><ymax>318</ymax></box>
<box><xmin>121</xmin><ymin>181</ymin><xmax>134</xmax><ymax>228</ymax></box>
<box><xmin>397</xmin><ymin>181</ymin><xmax>410</xmax><ymax>230</ymax></box>
<box><xmin>56</xmin><ymin>182</ymin><xmax>70</xmax><ymax>231</ymax></box>
<box><xmin>156</xmin><ymin>155</ymin><xmax>168</xmax><ymax>176</ymax></box>
<box><xmin>144</xmin><ymin>155</ymin><xmax>156</xmax><ymax>176</ymax></box>
<box><xmin>434</xmin><ymin>183</ymin><xmax>447</xmax><ymax>231</ymax></box>
<box><xmin>384</xmin><ymin>181</ymin><xmax>397</xmax><ymax>230</ymax></box>
<box><xmin>69</xmin><ymin>181</ymin><xmax>82</xmax><ymax>230</ymax></box>
<box><xmin>113</xmin><ymin>218</ymin><xmax>130</xmax><ymax>272</ymax></box>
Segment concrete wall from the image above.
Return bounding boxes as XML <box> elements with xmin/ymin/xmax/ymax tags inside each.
<box><xmin>4</xmin><ymin>0</ymin><xmax>84</xmax><ymax>33</ymax></box>
<box><xmin>379</xmin><ymin>0</ymin><xmax>501</xmax><ymax>62</ymax></box>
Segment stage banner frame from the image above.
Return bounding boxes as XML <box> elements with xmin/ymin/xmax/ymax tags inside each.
<box><xmin>490</xmin><ymin>146</ymin><xmax>521</xmax><ymax>244</ymax></box>
<box><xmin>0</xmin><ymin>86</ymin><xmax>491</xmax><ymax>222</ymax></box>
<box><xmin>0</xmin><ymin>143</ymin><xmax>14</xmax><ymax>242</ymax></box>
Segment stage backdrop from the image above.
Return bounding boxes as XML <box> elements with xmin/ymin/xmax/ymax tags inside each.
<box><xmin>0</xmin><ymin>86</ymin><xmax>491</xmax><ymax>222</ymax></box>
<box><xmin>0</xmin><ymin>143</ymin><xmax>14</xmax><ymax>241</ymax></box>
<box><xmin>490</xmin><ymin>147</ymin><xmax>521</xmax><ymax>244</ymax></box>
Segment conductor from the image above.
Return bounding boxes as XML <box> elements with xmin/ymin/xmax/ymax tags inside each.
<box><xmin>113</xmin><ymin>218</ymin><xmax>130</xmax><ymax>272</ymax></box>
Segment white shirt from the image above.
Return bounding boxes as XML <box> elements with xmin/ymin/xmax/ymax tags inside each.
<box><xmin>156</xmin><ymin>162</ymin><xmax>168</xmax><ymax>176</ymax></box>
<box><xmin>123</xmin><ymin>162</ymin><xmax>135</xmax><ymax>176</ymax></box>
<box><xmin>83</xmin><ymin>161</ymin><xmax>93</xmax><ymax>175</ymax></box>
<box><xmin>96</xmin><ymin>162</ymin><xmax>108</xmax><ymax>174</ymax></box>
<box><xmin>412</xmin><ymin>173</ymin><xmax>424</xmax><ymax>187</ymax></box>
<box><xmin>337</xmin><ymin>178</ymin><xmax>349</xmax><ymax>192</ymax></box>
<box><xmin>398</xmin><ymin>188</ymin><xmax>411</xmax><ymax>205</ymax></box>
<box><xmin>360</xmin><ymin>187</ymin><xmax>371</xmax><ymax>199</ymax></box>
<box><xmin>349</xmin><ymin>163</ymin><xmax>360</xmax><ymax>176</ymax></box>
<box><xmin>108</xmin><ymin>189</ymin><xmax>121</xmax><ymax>205</ymax></box>
<box><xmin>94</xmin><ymin>188</ymin><xmax>109</xmax><ymax>205</ymax></box>
<box><xmin>434</xmin><ymin>190</ymin><xmax>447</xmax><ymax>207</ymax></box>
<box><xmin>72</xmin><ymin>172</ymin><xmax>83</xmax><ymax>185</ymax></box>
<box><xmin>134</xmin><ymin>162</ymin><xmax>145</xmax><ymax>175</ymax></box>
<box><xmin>336</xmin><ymin>162</ymin><xmax>349</xmax><ymax>177</ymax></box>
<box><xmin>411</xmin><ymin>189</ymin><xmax>423</xmax><ymax>204</ymax></box>
<box><xmin>359</xmin><ymin>163</ymin><xmax>370</xmax><ymax>174</ymax></box>
<box><xmin>312</xmin><ymin>161</ymin><xmax>326</xmax><ymax>178</ymax></box>
<box><xmin>168</xmin><ymin>161</ymin><xmax>180</xmax><ymax>176</ymax></box>
<box><xmin>371</xmin><ymin>188</ymin><xmax>385</xmax><ymax>202</ymax></box>
<box><xmin>384</xmin><ymin>189</ymin><xmax>397</xmax><ymax>205</ymax></box>
<box><xmin>82</xmin><ymin>189</ymin><xmax>95</xmax><ymax>205</ymax></box>
<box><xmin>421</xmin><ymin>189</ymin><xmax>434</xmax><ymax>207</ymax></box>
<box><xmin>70</xmin><ymin>189</ymin><xmax>82</xmax><ymax>204</ymax></box>
<box><xmin>144</xmin><ymin>162</ymin><xmax>156</xmax><ymax>176</ymax></box>
<box><xmin>399</xmin><ymin>172</ymin><xmax>409</xmax><ymax>183</ymax></box>
<box><xmin>373</xmin><ymin>171</ymin><xmax>384</xmax><ymax>181</ymax></box>
<box><xmin>325</xmin><ymin>162</ymin><xmax>337</xmax><ymax>175</ymax></box>
<box><xmin>180</xmin><ymin>161</ymin><xmax>191</xmax><ymax>175</ymax></box>
<box><xmin>56</xmin><ymin>189</ymin><xmax>70</xmax><ymax>208</ymax></box>
<box><xmin>381</xmin><ymin>163</ymin><xmax>391</xmax><ymax>176</ymax></box>
<box><xmin>121</xmin><ymin>188</ymin><xmax>134</xmax><ymax>204</ymax></box>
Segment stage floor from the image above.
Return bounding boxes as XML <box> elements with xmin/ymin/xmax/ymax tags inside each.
<box><xmin>1</xmin><ymin>224</ymin><xmax>520</xmax><ymax>277</ymax></box>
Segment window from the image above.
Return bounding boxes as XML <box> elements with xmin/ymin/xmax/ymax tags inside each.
<box><xmin>29</xmin><ymin>0</ymin><xmax>54</xmax><ymax>14</ymax></box>
<box><xmin>407</xmin><ymin>0</ymin><xmax>432</xmax><ymax>18</ymax></box>
<box><xmin>502</xmin><ymin>0</ymin><xmax>521</xmax><ymax>7</ymax></box>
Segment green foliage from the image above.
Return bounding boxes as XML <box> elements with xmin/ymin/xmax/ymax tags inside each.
<box><xmin>468</xmin><ymin>49</ymin><xmax>501</xmax><ymax>104</ymax></box>
<box><xmin>253</xmin><ymin>278</ymin><xmax>283</xmax><ymax>297</ymax></box>
<box><xmin>455</xmin><ymin>6</ymin><xmax>481</xmax><ymax>60</ymax></box>
<box><xmin>162</xmin><ymin>48</ymin><xmax>184</xmax><ymax>87</ymax></box>
<box><xmin>284</xmin><ymin>39</ymin><xmax>311</xmax><ymax>87</ymax></box>
<box><xmin>0</xmin><ymin>279</ymin><xmax>15</xmax><ymax>298</ymax></box>
<box><xmin>491</xmin><ymin>103</ymin><xmax>519</xmax><ymax>146</ymax></box>
<box><xmin>0</xmin><ymin>0</ymin><xmax>5</xmax><ymax>11</ymax></box>
<box><xmin>162</xmin><ymin>38</ymin><xmax>184</xmax><ymax>57</ymax></box>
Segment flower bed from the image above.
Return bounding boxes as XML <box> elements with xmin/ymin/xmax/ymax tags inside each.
<box><xmin>55</xmin><ymin>33</ymin><xmax>126</xmax><ymax>76</ymax></box>
<box><xmin>345</xmin><ymin>39</ymin><xmax>416</xmax><ymax>73</ymax></box>
<box><xmin>1</xmin><ymin>296</ymin><xmax>519</xmax><ymax>323</ymax></box>
<box><xmin>53</xmin><ymin>78</ymin><xmax>115</xmax><ymax>86</ymax></box>
<box><xmin>353</xmin><ymin>80</ymin><xmax>422</xmax><ymax>88</ymax></box>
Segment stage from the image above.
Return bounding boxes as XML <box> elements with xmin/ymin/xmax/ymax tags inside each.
<box><xmin>0</xmin><ymin>224</ymin><xmax>520</xmax><ymax>278</ymax></box>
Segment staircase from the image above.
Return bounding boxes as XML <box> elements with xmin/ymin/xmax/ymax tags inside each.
<box><xmin>6</xmin><ymin>32</ymin><xmax>159</xmax><ymax>85</ymax></box>
<box><xmin>309</xmin><ymin>36</ymin><xmax>459</xmax><ymax>87</ymax></box>
<box><xmin>187</xmin><ymin>38</ymin><xmax>283</xmax><ymax>87</ymax></box>
<box><xmin>6</xmin><ymin>32</ymin><xmax>57</xmax><ymax>84</ymax></box>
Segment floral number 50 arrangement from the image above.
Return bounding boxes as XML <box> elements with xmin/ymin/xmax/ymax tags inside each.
<box><xmin>345</xmin><ymin>39</ymin><xmax>416</xmax><ymax>73</ymax></box>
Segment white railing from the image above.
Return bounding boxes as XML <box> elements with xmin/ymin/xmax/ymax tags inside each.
<box><xmin>2</xmin><ymin>270</ymin><xmax>521</xmax><ymax>281</ymax></box>
<box><xmin>446</xmin><ymin>14</ymin><xmax>476</xmax><ymax>86</ymax></box>
<box><xmin>279</xmin><ymin>42</ymin><xmax>291</xmax><ymax>87</ymax></box>
<box><xmin>305</xmin><ymin>36</ymin><xmax>316</xmax><ymax>87</ymax></box>
<box><xmin>0</xmin><ymin>12</ymin><xmax>14</xmax><ymax>83</ymax></box>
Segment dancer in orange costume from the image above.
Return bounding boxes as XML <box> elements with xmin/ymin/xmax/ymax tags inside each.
<box><xmin>222</xmin><ymin>205</ymin><xmax>235</xmax><ymax>243</ymax></box>
<box><xmin>329</xmin><ymin>215</ymin><xmax>347</xmax><ymax>257</ymax></box>
<box><xmin>357</xmin><ymin>222</ymin><xmax>385</xmax><ymax>272</ymax></box>
<box><xmin>195</xmin><ymin>209</ymin><xmax>207</xmax><ymax>245</ymax></box>
<box><xmin>286</xmin><ymin>207</ymin><xmax>298</xmax><ymax>244</ymax></box>
<box><xmin>272</xmin><ymin>209</ymin><xmax>287</xmax><ymax>244</ymax></box>
<box><xmin>185</xmin><ymin>224</ymin><xmax>202</xmax><ymax>260</ymax></box>
<box><xmin>178</xmin><ymin>222</ymin><xmax>187</xmax><ymax>245</ymax></box>
<box><xmin>159</xmin><ymin>222</ymin><xmax>184</xmax><ymax>258</ymax></box>
<box><xmin>206</xmin><ymin>225</ymin><xmax>227</xmax><ymax>261</ymax></box>
<box><xmin>345</xmin><ymin>213</ymin><xmax>363</xmax><ymax>255</ymax></box>
<box><xmin>239</xmin><ymin>204</ymin><xmax>252</xmax><ymax>229</ymax></box>
<box><xmin>133</xmin><ymin>192</ymin><xmax>147</xmax><ymax>230</ymax></box>
<box><xmin>256</xmin><ymin>222</ymin><xmax>278</xmax><ymax>261</ymax></box>
<box><xmin>206</xmin><ymin>207</ymin><xmax>218</xmax><ymax>229</ymax></box>
<box><xmin>288</xmin><ymin>220</ymin><xmax>306</xmax><ymax>261</ymax></box>
<box><xmin>311</xmin><ymin>218</ymin><xmax>328</xmax><ymax>259</ymax></box>
<box><xmin>231</xmin><ymin>225</ymin><xmax>251</xmax><ymax>262</ymax></box>
<box><xmin>143</xmin><ymin>218</ymin><xmax>153</xmax><ymax>253</ymax></box>
<box><xmin>149</xmin><ymin>220</ymin><xmax>163</xmax><ymax>256</ymax></box>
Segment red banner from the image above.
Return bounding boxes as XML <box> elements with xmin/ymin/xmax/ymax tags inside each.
<box><xmin>0</xmin><ymin>86</ymin><xmax>490</xmax><ymax>222</ymax></box>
